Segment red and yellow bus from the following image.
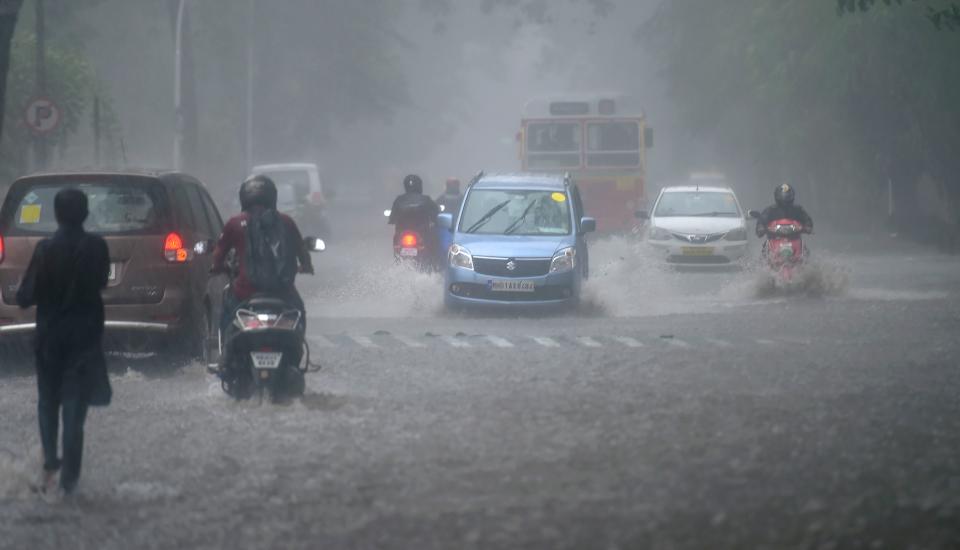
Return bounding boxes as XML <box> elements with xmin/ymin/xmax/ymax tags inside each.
<box><xmin>520</xmin><ymin>95</ymin><xmax>653</xmax><ymax>232</ymax></box>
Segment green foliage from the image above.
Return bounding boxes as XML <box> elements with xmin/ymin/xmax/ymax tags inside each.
<box><xmin>837</xmin><ymin>0</ymin><xmax>960</xmax><ymax>29</ymax></box>
<box><xmin>644</xmin><ymin>0</ymin><xmax>960</xmax><ymax>228</ymax></box>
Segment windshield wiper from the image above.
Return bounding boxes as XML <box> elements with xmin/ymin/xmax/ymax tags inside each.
<box><xmin>465</xmin><ymin>199</ymin><xmax>511</xmax><ymax>233</ymax></box>
<box><xmin>503</xmin><ymin>201</ymin><xmax>538</xmax><ymax>235</ymax></box>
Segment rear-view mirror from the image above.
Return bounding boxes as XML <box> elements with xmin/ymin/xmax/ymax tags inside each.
<box><xmin>748</xmin><ymin>210</ymin><xmax>760</xmax><ymax>219</ymax></box>
<box><xmin>580</xmin><ymin>217</ymin><xmax>597</xmax><ymax>233</ymax></box>
<box><xmin>644</xmin><ymin>127</ymin><xmax>654</xmax><ymax>149</ymax></box>
<box><xmin>304</xmin><ymin>237</ymin><xmax>326</xmax><ymax>252</ymax></box>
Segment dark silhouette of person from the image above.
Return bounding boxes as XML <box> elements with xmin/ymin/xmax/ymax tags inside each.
<box><xmin>17</xmin><ymin>188</ymin><xmax>111</xmax><ymax>496</ymax></box>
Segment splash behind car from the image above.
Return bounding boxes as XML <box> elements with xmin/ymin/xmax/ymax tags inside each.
<box><xmin>643</xmin><ymin>185</ymin><xmax>749</xmax><ymax>266</ymax></box>
<box><xmin>440</xmin><ymin>173</ymin><xmax>595</xmax><ymax>310</ymax></box>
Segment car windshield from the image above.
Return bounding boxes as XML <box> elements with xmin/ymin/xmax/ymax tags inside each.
<box><xmin>459</xmin><ymin>189</ymin><xmax>571</xmax><ymax>236</ymax></box>
<box><xmin>654</xmin><ymin>191</ymin><xmax>741</xmax><ymax>218</ymax></box>
<box><xmin>6</xmin><ymin>179</ymin><xmax>165</xmax><ymax>235</ymax></box>
<box><xmin>258</xmin><ymin>170</ymin><xmax>312</xmax><ymax>205</ymax></box>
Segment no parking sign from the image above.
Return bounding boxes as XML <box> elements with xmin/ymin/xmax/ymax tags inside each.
<box><xmin>23</xmin><ymin>97</ymin><xmax>61</xmax><ymax>134</ymax></box>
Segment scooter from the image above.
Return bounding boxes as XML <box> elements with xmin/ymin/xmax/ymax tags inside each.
<box><xmin>217</xmin><ymin>237</ymin><xmax>325</xmax><ymax>403</ymax></box>
<box><xmin>759</xmin><ymin>217</ymin><xmax>807</xmax><ymax>285</ymax></box>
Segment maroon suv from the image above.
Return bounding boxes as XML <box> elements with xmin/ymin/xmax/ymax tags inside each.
<box><xmin>0</xmin><ymin>170</ymin><xmax>227</xmax><ymax>359</ymax></box>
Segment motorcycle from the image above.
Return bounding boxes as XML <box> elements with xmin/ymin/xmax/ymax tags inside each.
<box><xmin>384</xmin><ymin>207</ymin><xmax>444</xmax><ymax>272</ymax></box>
<box><xmin>759</xmin><ymin>217</ymin><xmax>808</xmax><ymax>285</ymax></box>
<box><xmin>217</xmin><ymin>236</ymin><xmax>326</xmax><ymax>403</ymax></box>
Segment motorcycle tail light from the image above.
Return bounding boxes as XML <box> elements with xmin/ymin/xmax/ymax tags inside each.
<box><xmin>400</xmin><ymin>232</ymin><xmax>418</xmax><ymax>248</ymax></box>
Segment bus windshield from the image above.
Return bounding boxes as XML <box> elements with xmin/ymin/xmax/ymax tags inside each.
<box><xmin>587</xmin><ymin>121</ymin><xmax>640</xmax><ymax>167</ymax></box>
<box><xmin>525</xmin><ymin>122</ymin><xmax>581</xmax><ymax>169</ymax></box>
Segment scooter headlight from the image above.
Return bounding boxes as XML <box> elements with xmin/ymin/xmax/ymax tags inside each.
<box><xmin>550</xmin><ymin>247</ymin><xmax>576</xmax><ymax>273</ymax></box>
<box><xmin>449</xmin><ymin>244</ymin><xmax>474</xmax><ymax>270</ymax></box>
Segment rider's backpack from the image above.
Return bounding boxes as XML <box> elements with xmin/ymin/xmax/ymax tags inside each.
<box><xmin>244</xmin><ymin>209</ymin><xmax>297</xmax><ymax>293</ymax></box>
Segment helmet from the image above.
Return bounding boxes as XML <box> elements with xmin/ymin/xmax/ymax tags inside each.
<box><xmin>239</xmin><ymin>175</ymin><xmax>278</xmax><ymax>211</ymax></box>
<box><xmin>774</xmin><ymin>183</ymin><xmax>795</xmax><ymax>207</ymax></box>
<box><xmin>403</xmin><ymin>174</ymin><xmax>423</xmax><ymax>194</ymax></box>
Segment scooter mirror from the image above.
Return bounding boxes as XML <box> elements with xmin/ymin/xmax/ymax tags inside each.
<box><xmin>383</xmin><ymin>209</ymin><xmax>391</xmax><ymax>218</ymax></box>
<box><xmin>747</xmin><ymin>210</ymin><xmax>761</xmax><ymax>219</ymax></box>
<box><xmin>303</xmin><ymin>237</ymin><xmax>326</xmax><ymax>252</ymax></box>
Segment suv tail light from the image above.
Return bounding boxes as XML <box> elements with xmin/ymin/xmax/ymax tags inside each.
<box><xmin>0</xmin><ymin>234</ymin><xmax>4</xmax><ymax>264</ymax></box>
<box><xmin>164</xmin><ymin>232</ymin><xmax>188</xmax><ymax>263</ymax></box>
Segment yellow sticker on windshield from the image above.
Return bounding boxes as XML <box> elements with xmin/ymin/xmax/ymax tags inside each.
<box><xmin>551</xmin><ymin>192</ymin><xmax>566</xmax><ymax>203</ymax></box>
<box><xmin>19</xmin><ymin>204</ymin><xmax>41</xmax><ymax>224</ymax></box>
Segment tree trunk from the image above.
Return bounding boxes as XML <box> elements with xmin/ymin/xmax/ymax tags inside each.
<box><xmin>0</xmin><ymin>0</ymin><xmax>24</xmax><ymax>146</ymax></box>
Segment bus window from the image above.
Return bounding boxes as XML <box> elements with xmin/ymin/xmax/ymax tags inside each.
<box><xmin>525</xmin><ymin>121</ymin><xmax>582</xmax><ymax>169</ymax></box>
<box><xmin>586</xmin><ymin>121</ymin><xmax>641</xmax><ymax>167</ymax></box>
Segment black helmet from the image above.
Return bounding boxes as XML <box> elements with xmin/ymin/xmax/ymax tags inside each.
<box><xmin>403</xmin><ymin>174</ymin><xmax>423</xmax><ymax>194</ymax></box>
<box><xmin>774</xmin><ymin>183</ymin><xmax>795</xmax><ymax>207</ymax></box>
<box><xmin>240</xmin><ymin>175</ymin><xmax>278</xmax><ymax>211</ymax></box>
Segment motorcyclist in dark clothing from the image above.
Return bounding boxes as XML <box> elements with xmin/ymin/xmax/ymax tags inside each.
<box><xmin>389</xmin><ymin>174</ymin><xmax>440</xmax><ymax>233</ymax></box>
<box><xmin>435</xmin><ymin>178</ymin><xmax>463</xmax><ymax>214</ymax></box>
<box><xmin>755</xmin><ymin>183</ymin><xmax>814</xmax><ymax>237</ymax></box>
<box><xmin>212</xmin><ymin>176</ymin><xmax>314</xmax><ymax>341</ymax></box>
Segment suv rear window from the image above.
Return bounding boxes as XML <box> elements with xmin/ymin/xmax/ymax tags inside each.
<box><xmin>1</xmin><ymin>177</ymin><xmax>169</xmax><ymax>236</ymax></box>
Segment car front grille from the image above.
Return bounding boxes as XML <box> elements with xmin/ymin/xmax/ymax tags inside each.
<box><xmin>670</xmin><ymin>233</ymin><xmax>725</xmax><ymax>244</ymax></box>
<box><xmin>472</xmin><ymin>257</ymin><xmax>552</xmax><ymax>278</ymax></box>
<box><xmin>667</xmin><ymin>255</ymin><xmax>731</xmax><ymax>265</ymax></box>
<box><xmin>450</xmin><ymin>283</ymin><xmax>571</xmax><ymax>302</ymax></box>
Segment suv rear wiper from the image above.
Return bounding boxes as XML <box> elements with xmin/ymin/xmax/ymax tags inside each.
<box><xmin>465</xmin><ymin>199</ymin><xmax>511</xmax><ymax>233</ymax></box>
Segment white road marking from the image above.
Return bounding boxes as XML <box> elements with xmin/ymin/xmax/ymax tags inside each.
<box><xmin>443</xmin><ymin>336</ymin><xmax>471</xmax><ymax>348</ymax></box>
<box><xmin>350</xmin><ymin>335</ymin><xmax>378</xmax><ymax>348</ymax></box>
<box><xmin>309</xmin><ymin>336</ymin><xmax>335</xmax><ymax>348</ymax></box>
<box><xmin>486</xmin><ymin>335</ymin><xmax>514</xmax><ymax>348</ymax></box>
<box><xmin>612</xmin><ymin>336</ymin><xmax>644</xmax><ymax>348</ymax></box>
<box><xmin>576</xmin><ymin>337</ymin><xmax>603</xmax><ymax>348</ymax></box>
<box><xmin>705</xmin><ymin>338</ymin><xmax>733</xmax><ymax>348</ymax></box>
<box><xmin>532</xmin><ymin>337</ymin><xmax>560</xmax><ymax>348</ymax></box>
<box><xmin>392</xmin><ymin>334</ymin><xmax>426</xmax><ymax>348</ymax></box>
<box><xmin>664</xmin><ymin>337</ymin><xmax>691</xmax><ymax>348</ymax></box>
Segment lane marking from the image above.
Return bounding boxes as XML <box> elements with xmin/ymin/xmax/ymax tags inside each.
<box><xmin>705</xmin><ymin>338</ymin><xmax>733</xmax><ymax>348</ymax></box>
<box><xmin>350</xmin><ymin>335</ymin><xmax>378</xmax><ymax>348</ymax></box>
<box><xmin>532</xmin><ymin>336</ymin><xmax>560</xmax><ymax>348</ymax></box>
<box><xmin>664</xmin><ymin>337</ymin><xmax>691</xmax><ymax>349</ymax></box>
<box><xmin>392</xmin><ymin>334</ymin><xmax>426</xmax><ymax>348</ymax></box>
<box><xmin>443</xmin><ymin>336</ymin><xmax>471</xmax><ymax>348</ymax></box>
<box><xmin>576</xmin><ymin>337</ymin><xmax>603</xmax><ymax>348</ymax></box>
<box><xmin>309</xmin><ymin>336</ymin><xmax>335</xmax><ymax>348</ymax></box>
<box><xmin>612</xmin><ymin>336</ymin><xmax>644</xmax><ymax>348</ymax></box>
<box><xmin>486</xmin><ymin>335</ymin><xmax>514</xmax><ymax>348</ymax></box>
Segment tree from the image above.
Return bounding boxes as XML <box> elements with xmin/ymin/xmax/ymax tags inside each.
<box><xmin>837</xmin><ymin>0</ymin><xmax>960</xmax><ymax>29</ymax></box>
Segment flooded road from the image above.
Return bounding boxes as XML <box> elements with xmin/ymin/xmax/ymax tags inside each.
<box><xmin>2</xmin><ymin>200</ymin><xmax>959</xmax><ymax>549</ymax></box>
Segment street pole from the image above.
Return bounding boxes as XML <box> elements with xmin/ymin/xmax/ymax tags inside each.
<box><xmin>173</xmin><ymin>0</ymin><xmax>185</xmax><ymax>171</ymax></box>
<box><xmin>245</xmin><ymin>0</ymin><xmax>254</xmax><ymax>172</ymax></box>
<box><xmin>93</xmin><ymin>95</ymin><xmax>101</xmax><ymax>166</ymax></box>
<box><xmin>34</xmin><ymin>0</ymin><xmax>46</xmax><ymax>169</ymax></box>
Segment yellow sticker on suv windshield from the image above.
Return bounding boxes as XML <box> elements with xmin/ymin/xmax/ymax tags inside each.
<box><xmin>19</xmin><ymin>204</ymin><xmax>41</xmax><ymax>224</ymax></box>
<box><xmin>551</xmin><ymin>192</ymin><xmax>566</xmax><ymax>203</ymax></box>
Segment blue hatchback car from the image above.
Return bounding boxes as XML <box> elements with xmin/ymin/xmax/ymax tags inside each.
<box><xmin>438</xmin><ymin>173</ymin><xmax>595</xmax><ymax>310</ymax></box>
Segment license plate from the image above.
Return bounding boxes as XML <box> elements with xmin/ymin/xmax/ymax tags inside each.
<box><xmin>491</xmin><ymin>280</ymin><xmax>535</xmax><ymax>292</ymax></box>
<box><xmin>681</xmin><ymin>246</ymin><xmax>714</xmax><ymax>256</ymax></box>
<box><xmin>250</xmin><ymin>351</ymin><xmax>282</xmax><ymax>370</ymax></box>
<box><xmin>108</xmin><ymin>263</ymin><xmax>118</xmax><ymax>281</ymax></box>
<box><xmin>400</xmin><ymin>247</ymin><xmax>419</xmax><ymax>257</ymax></box>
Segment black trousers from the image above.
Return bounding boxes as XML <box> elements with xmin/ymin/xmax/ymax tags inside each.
<box><xmin>37</xmin><ymin>365</ymin><xmax>89</xmax><ymax>492</ymax></box>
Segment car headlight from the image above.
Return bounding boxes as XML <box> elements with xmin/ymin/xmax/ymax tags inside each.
<box><xmin>724</xmin><ymin>227</ymin><xmax>748</xmax><ymax>241</ymax></box>
<box><xmin>550</xmin><ymin>247</ymin><xmax>576</xmax><ymax>273</ymax></box>
<box><xmin>449</xmin><ymin>244</ymin><xmax>474</xmax><ymax>270</ymax></box>
<box><xmin>648</xmin><ymin>226</ymin><xmax>673</xmax><ymax>241</ymax></box>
